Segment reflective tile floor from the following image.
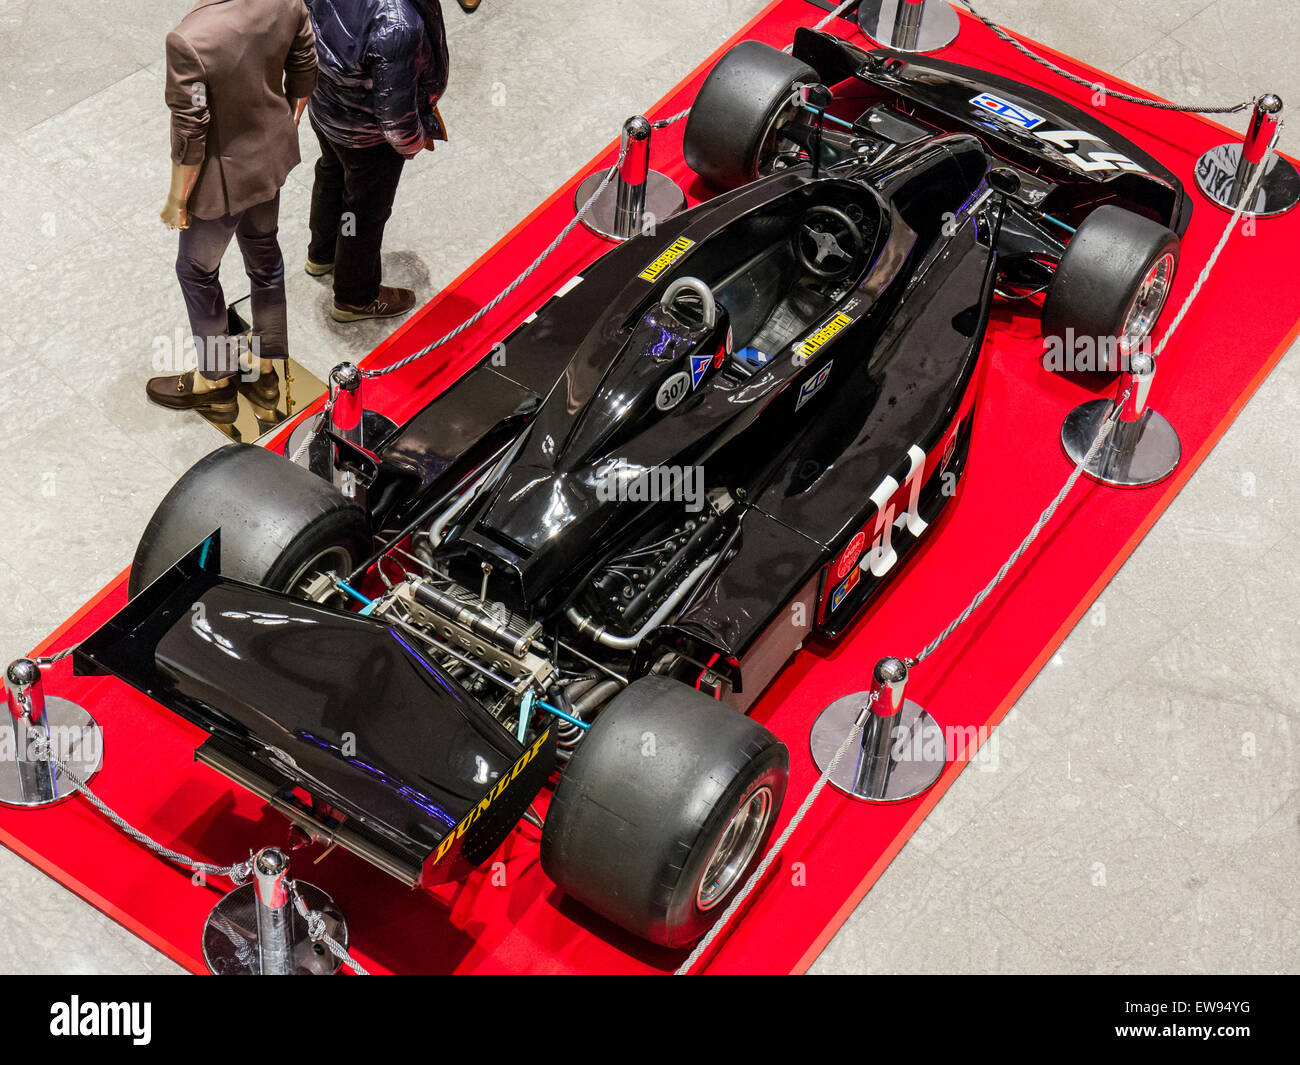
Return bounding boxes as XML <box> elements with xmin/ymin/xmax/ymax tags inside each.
<box><xmin>0</xmin><ymin>0</ymin><xmax>1296</xmax><ymax>974</ymax></box>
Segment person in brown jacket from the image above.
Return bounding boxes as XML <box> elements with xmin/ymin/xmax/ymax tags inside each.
<box><xmin>147</xmin><ymin>0</ymin><xmax>318</xmax><ymax>416</ymax></box>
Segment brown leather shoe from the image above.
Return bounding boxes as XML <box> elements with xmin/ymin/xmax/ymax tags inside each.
<box><xmin>146</xmin><ymin>370</ymin><xmax>238</xmax><ymax>415</ymax></box>
<box><xmin>238</xmin><ymin>364</ymin><xmax>282</xmax><ymax>409</ymax></box>
<box><xmin>331</xmin><ymin>286</ymin><xmax>417</xmax><ymax>323</ymax></box>
<box><xmin>457</xmin><ymin>0</ymin><xmax>482</xmax><ymax>11</ymax></box>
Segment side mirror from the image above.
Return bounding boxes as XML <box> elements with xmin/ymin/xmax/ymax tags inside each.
<box><xmin>800</xmin><ymin>83</ymin><xmax>834</xmax><ymax>111</ymax></box>
<box><xmin>988</xmin><ymin>167</ymin><xmax>1022</xmax><ymax>197</ymax></box>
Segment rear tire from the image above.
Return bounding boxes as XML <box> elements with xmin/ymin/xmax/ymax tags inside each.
<box><xmin>128</xmin><ymin>444</ymin><xmax>369</xmax><ymax>599</ymax></box>
<box><xmin>1042</xmin><ymin>205</ymin><xmax>1179</xmax><ymax>372</ymax></box>
<box><xmin>541</xmin><ymin>675</ymin><xmax>788</xmax><ymax>948</ymax></box>
<box><xmin>684</xmin><ymin>40</ymin><xmax>818</xmax><ymax>191</ymax></box>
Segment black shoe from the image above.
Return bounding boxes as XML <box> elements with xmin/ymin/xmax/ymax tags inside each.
<box><xmin>238</xmin><ymin>365</ymin><xmax>282</xmax><ymax>409</ymax></box>
<box><xmin>146</xmin><ymin>371</ymin><xmax>238</xmax><ymax>415</ymax></box>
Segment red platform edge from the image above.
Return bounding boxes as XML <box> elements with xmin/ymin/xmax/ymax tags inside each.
<box><xmin>5</xmin><ymin>0</ymin><xmax>1299</xmax><ymax>975</ymax></box>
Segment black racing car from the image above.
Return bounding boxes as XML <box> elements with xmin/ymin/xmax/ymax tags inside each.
<box><xmin>76</xmin><ymin>31</ymin><xmax>1185</xmax><ymax>948</ymax></box>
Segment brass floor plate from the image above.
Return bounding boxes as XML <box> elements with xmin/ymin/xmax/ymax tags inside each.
<box><xmin>196</xmin><ymin>357</ymin><xmax>328</xmax><ymax>444</ymax></box>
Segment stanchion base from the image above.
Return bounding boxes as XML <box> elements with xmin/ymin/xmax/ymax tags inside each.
<box><xmin>202</xmin><ymin>881</ymin><xmax>348</xmax><ymax>975</ymax></box>
<box><xmin>1195</xmin><ymin>144</ymin><xmax>1300</xmax><ymax>217</ymax></box>
<box><xmin>1062</xmin><ymin>400</ymin><xmax>1180</xmax><ymax>488</ymax></box>
<box><xmin>285</xmin><ymin>409</ymin><xmax>398</xmax><ymax>479</ymax></box>
<box><xmin>0</xmin><ymin>698</ymin><xmax>103</xmax><ymax>809</ymax></box>
<box><xmin>810</xmin><ymin>693</ymin><xmax>947</xmax><ymax>803</ymax></box>
<box><xmin>858</xmin><ymin>0</ymin><xmax>960</xmax><ymax>53</ymax></box>
<box><xmin>575</xmin><ymin>169</ymin><xmax>686</xmax><ymax>242</ymax></box>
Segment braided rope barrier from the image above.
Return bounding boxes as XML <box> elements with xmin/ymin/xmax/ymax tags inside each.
<box><xmin>15</xmin><ymin>0</ymin><xmax>1286</xmax><ymax>978</ymax></box>
<box><xmin>956</xmin><ymin>1</ymin><xmax>1253</xmax><ymax>115</ymax></box>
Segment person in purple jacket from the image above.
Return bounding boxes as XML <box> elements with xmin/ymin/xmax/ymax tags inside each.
<box><xmin>304</xmin><ymin>0</ymin><xmax>448</xmax><ymax>322</ymax></box>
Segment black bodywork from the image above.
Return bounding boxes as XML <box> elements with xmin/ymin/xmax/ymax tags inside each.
<box><xmin>79</xmin><ymin>33</ymin><xmax>1186</xmax><ymax>888</ymax></box>
<box><xmin>77</xmin><ymin>535</ymin><xmax>555</xmax><ymax>885</ymax></box>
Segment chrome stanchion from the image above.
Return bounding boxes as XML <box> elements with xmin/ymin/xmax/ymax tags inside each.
<box><xmin>0</xmin><ymin>659</ymin><xmax>102</xmax><ymax>809</ymax></box>
<box><xmin>253</xmin><ymin>848</ymin><xmax>295</xmax><ymax>975</ymax></box>
<box><xmin>328</xmin><ymin>363</ymin><xmax>365</xmax><ymax>450</ymax></box>
<box><xmin>575</xmin><ymin>115</ymin><xmax>686</xmax><ymax>242</ymax></box>
<box><xmin>1196</xmin><ymin>94</ymin><xmax>1300</xmax><ymax>217</ymax></box>
<box><xmin>202</xmin><ymin>846</ymin><xmax>348</xmax><ymax>975</ymax></box>
<box><xmin>858</xmin><ymin>0</ymin><xmax>960</xmax><ymax>53</ymax></box>
<box><xmin>809</xmin><ymin>656</ymin><xmax>947</xmax><ymax>802</ymax></box>
<box><xmin>286</xmin><ymin>361</ymin><xmax>396</xmax><ymax>482</ymax></box>
<box><xmin>1061</xmin><ymin>351</ymin><xmax>1180</xmax><ymax>487</ymax></box>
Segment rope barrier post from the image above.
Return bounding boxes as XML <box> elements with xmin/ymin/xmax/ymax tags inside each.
<box><xmin>575</xmin><ymin>115</ymin><xmax>685</xmax><ymax>242</ymax></box>
<box><xmin>1061</xmin><ymin>352</ymin><xmax>1180</xmax><ymax>488</ymax></box>
<box><xmin>253</xmin><ymin>848</ymin><xmax>295</xmax><ymax>975</ymax></box>
<box><xmin>0</xmin><ymin>658</ymin><xmax>101</xmax><ymax>809</ymax></box>
<box><xmin>202</xmin><ymin>846</ymin><xmax>350</xmax><ymax>975</ymax></box>
<box><xmin>809</xmin><ymin>656</ymin><xmax>947</xmax><ymax>802</ymax></box>
<box><xmin>285</xmin><ymin>361</ymin><xmax>396</xmax><ymax>483</ymax></box>
<box><xmin>328</xmin><ymin>363</ymin><xmax>365</xmax><ymax>449</ymax></box>
<box><xmin>858</xmin><ymin>0</ymin><xmax>960</xmax><ymax>53</ymax></box>
<box><xmin>1196</xmin><ymin>94</ymin><xmax>1300</xmax><ymax>217</ymax></box>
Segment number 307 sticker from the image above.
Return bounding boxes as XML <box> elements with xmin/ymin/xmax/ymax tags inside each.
<box><xmin>656</xmin><ymin>371</ymin><xmax>692</xmax><ymax>411</ymax></box>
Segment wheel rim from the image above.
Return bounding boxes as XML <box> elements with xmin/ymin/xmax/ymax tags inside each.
<box><xmin>696</xmin><ymin>786</ymin><xmax>774</xmax><ymax>911</ymax></box>
<box><xmin>1120</xmin><ymin>252</ymin><xmax>1175</xmax><ymax>351</ymax></box>
<box><xmin>757</xmin><ymin>90</ymin><xmax>807</xmax><ymax>176</ymax></box>
<box><xmin>283</xmin><ymin>546</ymin><xmax>353</xmax><ymax>602</ymax></box>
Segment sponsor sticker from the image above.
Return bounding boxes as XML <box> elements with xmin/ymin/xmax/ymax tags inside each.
<box><xmin>971</xmin><ymin>92</ymin><xmax>1045</xmax><ymax>131</ymax></box>
<box><xmin>712</xmin><ymin>324</ymin><xmax>732</xmax><ymax>370</ymax></box>
<box><xmin>690</xmin><ymin>351</ymin><xmax>713</xmax><ymax>388</ymax></box>
<box><xmin>430</xmin><ymin>727</ymin><xmax>553</xmax><ymax>867</ymax></box>
<box><xmin>656</xmin><ymin>370</ymin><xmax>693</xmax><ymax>411</ymax></box>
<box><xmin>793</xmin><ymin>312</ymin><xmax>852</xmax><ymax>361</ymax></box>
<box><xmin>830</xmin><ymin>563</ymin><xmax>861</xmax><ymax>612</ymax></box>
<box><xmin>795</xmin><ymin>360</ymin><xmax>833</xmax><ymax>411</ymax></box>
<box><xmin>836</xmin><ymin>531</ymin><xmax>866</xmax><ymax>580</ymax></box>
<box><xmin>639</xmin><ymin>236</ymin><xmax>695</xmax><ymax>282</ymax></box>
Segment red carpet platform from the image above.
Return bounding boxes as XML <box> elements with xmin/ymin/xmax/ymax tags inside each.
<box><xmin>4</xmin><ymin>0</ymin><xmax>1299</xmax><ymax>974</ymax></box>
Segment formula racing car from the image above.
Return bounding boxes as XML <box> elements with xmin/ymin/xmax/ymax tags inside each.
<box><xmin>76</xmin><ymin>30</ymin><xmax>1186</xmax><ymax>948</ymax></box>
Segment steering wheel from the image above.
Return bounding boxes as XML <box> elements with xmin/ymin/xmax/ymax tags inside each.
<box><xmin>796</xmin><ymin>205</ymin><xmax>865</xmax><ymax>280</ymax></box>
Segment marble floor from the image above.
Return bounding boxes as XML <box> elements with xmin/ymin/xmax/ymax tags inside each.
<box><xmin>0</xmin><ymin>0</ymin><xmax>1296</xmax><ymax>975</ymax></box>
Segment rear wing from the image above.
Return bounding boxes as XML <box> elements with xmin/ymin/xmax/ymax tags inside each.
<box><xmin>793</xmin><ymin>29</ymin><xmax>1190</xmax><ymax>234</ymax></box>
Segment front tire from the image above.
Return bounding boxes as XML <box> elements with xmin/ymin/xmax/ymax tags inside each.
<box><xmin>683</xmin><ymin>40</ymin><xmax>818</xmax><ymax>192</ymax></box>
<box><xmin>128</xmin><ymin>444</ymin><xmax>369</xmax><ymax>599</ymax></box>
<box><xmin>541</xmin><ymin>676</ymin><xmax>788</xmax><ymax>948</ymax></box>
<box><xmin>1042</xmin><ymin>205</ymin><xmax>1179</xmax><ymax>372</ymax></box>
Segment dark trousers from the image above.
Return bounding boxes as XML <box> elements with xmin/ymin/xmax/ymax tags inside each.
<box><xmin>177</xmin><ymin>192</ymin><xmax>288</xmax><ymax>381</ymax></box>
<box><xmin>308</xmin><ymin>118</ymin><xmax>408</xmax><ymax>307</ymax></box>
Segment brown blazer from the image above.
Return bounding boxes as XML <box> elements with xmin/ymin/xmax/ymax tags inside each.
<box><xmin>165</xmin><ymin>0</ymin><xmax>318</xmax><ymax>220</ymax></box>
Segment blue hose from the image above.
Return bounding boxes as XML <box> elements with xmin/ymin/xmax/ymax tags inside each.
<box><xmin>334</xmin><ymin>580</ymin><xmax>374</xmax><ymax>608</ymax></box>
<box><xmin>538</xmin><ymin>699</ymin><xmax>589</xmax><ymax>731</ymax></box>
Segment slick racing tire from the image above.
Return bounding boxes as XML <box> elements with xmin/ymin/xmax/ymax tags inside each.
<box><xmin>541</xmin><ymin>675</ymin><xmax>788</xmax><ymax>948</ymax></box>
<box><xmin>128</xmin><ymin>444</ymin><xmax>369</xmax><ymax>599</ymax></box>
<box><xmin>684</xmin><ymin>40</ymin><xmax>818</xmax><ymax>191</ymax></box>
<box><xmin>1042</xmin><ymin>205</ymin><xmax>1179</xmax><ymax>373</ymax></box>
